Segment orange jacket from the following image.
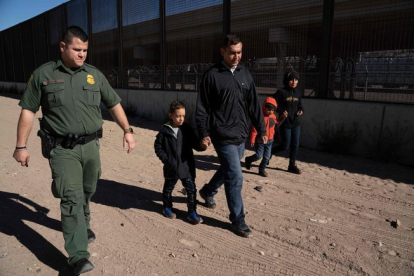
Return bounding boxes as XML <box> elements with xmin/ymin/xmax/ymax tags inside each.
<box><xmin>249</xmin><ymin>97</ymin><xmax>278</xmax><ymax>144</ymax></box>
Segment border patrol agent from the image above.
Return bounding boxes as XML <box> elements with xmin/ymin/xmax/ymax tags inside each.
<box><xmin>13</xmin><ymin>26</ymin><xmax>135</xmax><ymax>275</ymax></box>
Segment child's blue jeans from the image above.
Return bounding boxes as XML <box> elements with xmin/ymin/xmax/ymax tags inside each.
<box><xmin>248</xmin><ymin>142</ymin><xmax>273</xmax><ymax>171</ymax></box>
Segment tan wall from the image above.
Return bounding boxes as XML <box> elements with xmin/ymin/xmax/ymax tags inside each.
<box><xmin>115</xmin><ymin>88</ymin><xmax>414</xmax><ymax>167</ymax></box>
<box><xmin>1</xmin><ymin>81</ymin><xmax>412</xmax><ymax>166</ymax></box>
<box><xmin>299</xmin><ymin>99</ymin><xmax>414</xmax><ymax>166</ymax></box>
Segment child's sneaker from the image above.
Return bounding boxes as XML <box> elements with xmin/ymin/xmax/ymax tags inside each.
<box><xmin>245</xmin><ymin>157</ymin><xmax>252</xmax><ymax>170</ymax></box>
<box><xmin>288</xmin><ymin>164</ymin><xmax>301</xmax><ymax>174</ymax></box>
<box><xmin>259</xmin><ymin>170</ymin><xmax>268</xmax><ymax>177</ymax></box>
<box><xmin>187</xmin><ymin>211</ymin><xmax>203</xmax><ymax>225</ymax></box>
<box><xmin>163</xmin><ymin>208</ymin><xmax>176</xmax><ymax>219</ymax></box>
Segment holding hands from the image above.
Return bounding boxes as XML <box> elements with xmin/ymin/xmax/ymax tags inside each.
<box><xmin>251</xmin><ymin>135</ymin><xmax>268</xmax><ymax>147</ymax></box>
<box><xmin>200</xmin><ymin>136</ymin><xmax>211</xmax><ymax>150</ymax></box>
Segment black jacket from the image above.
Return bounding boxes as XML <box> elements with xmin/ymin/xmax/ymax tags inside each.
<box><xmin>196</xmin><ymin>61</ymin><xmax>266</xmax><ymax>145</ymax></box>
<box><xmin>154</xmin><ymin>122</ymin><xmax>204</xmax><ymax>179</ymax></box>
<box><xmin>273</xmin><ymin>86</ymin><xmax>304</xmax><ymax>129</ymax></box>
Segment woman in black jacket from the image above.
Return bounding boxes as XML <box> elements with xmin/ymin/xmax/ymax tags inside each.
<box><xmin>272</xmin><ymin>71</ymin><xmax>304</xmax><ymax>174</ymax></box>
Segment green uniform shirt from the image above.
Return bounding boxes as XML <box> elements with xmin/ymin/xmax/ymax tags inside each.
<box><xmin>19</xmin><ymin>59</ymin><xmax>121</xmax><ymax>136</ymax></box>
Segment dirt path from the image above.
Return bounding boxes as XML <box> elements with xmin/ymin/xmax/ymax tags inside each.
<box><xmin>1</xmin><ymin>94</ymin><xmax>413</xmax><ymax>275</ymax></box>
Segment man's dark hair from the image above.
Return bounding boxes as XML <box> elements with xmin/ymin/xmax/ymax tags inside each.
<box><xmin>222</xmin><ymin>34</ymin><xmax>241</xmax><ymax>49</ymax></box>
<box><xmin>168</xmin><ymin>100</ymin><xmax>186</xmax><ymax>114</ymax></box>
<box><xmin>62</xmin><ymin>26</ymin><xmax>88</xmax><ymax>44</ymax></box>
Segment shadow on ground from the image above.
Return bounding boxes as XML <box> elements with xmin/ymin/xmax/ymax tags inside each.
<box><xmin>0</xmin><ymin>191</ymin><xmax>76</xmax><ymax>275</ymax></box>
<box><xmin>92</xmin><ymin>179</ymin><xmax>230</xmax><ymax>230</ymax></box>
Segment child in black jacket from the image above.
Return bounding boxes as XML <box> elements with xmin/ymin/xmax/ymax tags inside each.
<box><xmin>154</xmin><ymin>101</ymin><xmax>206</xmax><ymax>224</ymax></box>
<box><xmin>272</xmin><ymin>70</ymin><xmax>304</xmax><ymax>174</ymax></box>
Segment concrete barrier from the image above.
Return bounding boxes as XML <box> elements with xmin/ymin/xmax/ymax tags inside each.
<box><xmin>115</xmin><ymin>88</ymin><xmax>414</xmax><ymax>167</ymax></box>
<box><xmin>1</xmin><ymin>81</ymin><xmax>412</xmax><ymax>166</ymax></box>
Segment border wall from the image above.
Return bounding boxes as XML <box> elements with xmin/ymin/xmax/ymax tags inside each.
<box><xmin>1</xmin><ymin>81</ymin><xmax>413</xmax><ymax>167</ymax></box>
<box><xmin>115</xmin><ymin>88</ymin><xmax>414</xmax><ymax>167</ymax></box>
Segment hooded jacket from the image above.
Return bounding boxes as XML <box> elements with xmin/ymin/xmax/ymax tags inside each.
<box><xmin>154</xmin><ymin>122</ymin><xmax>204</xmax><ymax>179</ymax></box>
<box><xmin>249</xmin><ymin>97</ymin><xmax>278</xmax><ymax>144</ymax></box>
<box><xmin>196</xmin><ymin>61</ymin><xmax>266</xmax><ymax>146</ymax></box>
<box><xmin>273</xmin><ymin>72</ymin><xmax>304</xmax><ymax>129</ymax></box>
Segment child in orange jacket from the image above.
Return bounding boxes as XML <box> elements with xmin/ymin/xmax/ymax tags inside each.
<box><xmin>244</xmin><ymin>97</ymin><xmax>278</xmax><ymax>177</ymax></box>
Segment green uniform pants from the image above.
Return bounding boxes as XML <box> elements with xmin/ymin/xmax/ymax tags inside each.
<box><xmin>49</xmin><ymin>139</ymin><xmax>101</xmax><ymax>266</ymax></box>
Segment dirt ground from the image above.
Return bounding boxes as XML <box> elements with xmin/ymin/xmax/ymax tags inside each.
<box><xmin>1</xmin><ymin>94</ymin><xmax>413</xmax><ymax>276</ymax></box>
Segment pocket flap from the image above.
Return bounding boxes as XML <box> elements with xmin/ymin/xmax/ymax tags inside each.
<box><xmin>43</xmin><ymin>84</ymin><xmax>64</xmax><ymax>93</ymax></box>
<box><xmin>83</xmin><ymin>85</ymin><xmax>100</xmax><ymax>92</ymax></box>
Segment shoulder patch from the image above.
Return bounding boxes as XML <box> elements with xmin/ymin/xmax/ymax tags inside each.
<box><xmin>26</xmin><ymin>74</ymin><xmax>34</xmax><ymax>87</ymax></box>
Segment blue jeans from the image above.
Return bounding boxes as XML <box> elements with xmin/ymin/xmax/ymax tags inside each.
<box><xmin>273</xmin><ymin>125</ymin><xmax>300</xmax><ymax>164</ymax></box>
<box><xmin>247</xmin><ymin>142</ymin><xmax>273</xmax><ymax>171</ymax></box>
<box><xmin>201</xmin><ymin>143</ymin><xmax>245</xmax><ymax>223</ymax></box>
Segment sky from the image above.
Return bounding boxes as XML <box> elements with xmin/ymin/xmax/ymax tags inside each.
<box><xmin>0</xmin><ymin>0</ymin><xmax>69</xmax><ymax>31</ymax></box>
<box><xmin>0</xmin><ymin>0</ymin><xmax>224</xmax><ymax>32</ymax></box>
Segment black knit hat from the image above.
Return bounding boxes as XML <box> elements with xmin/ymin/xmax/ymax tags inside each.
<box><xmin>283</xmin><ymin>70</ymin><xmax>299</xmax><ymax>87</ymax></box>
<box><xmin>287</xmin><ymin>71</ymin><xmax>299</xmax><ymax>80</ymax></box>
<box><xmin>265</xmin><ymin>103</ymin><xmax>276</xmax><ymax>110</ymax></box>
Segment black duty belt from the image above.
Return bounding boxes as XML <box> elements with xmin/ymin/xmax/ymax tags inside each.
<box><xmin>54</xmin><ymin>129</ymin><xmax>102</xmax><ymax>149</ymax></box>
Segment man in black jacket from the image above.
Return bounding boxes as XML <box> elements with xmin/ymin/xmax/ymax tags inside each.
<box><xmin>196</xmin><ymin>34</ymin><xmax>267</xmax><ymax>238</ymax></box>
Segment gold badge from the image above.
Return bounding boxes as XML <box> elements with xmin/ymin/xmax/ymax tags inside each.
<box><xmin>87</xmin><ymin>74</ymin><xmax>95</xmax><ymax>84</ymax></box>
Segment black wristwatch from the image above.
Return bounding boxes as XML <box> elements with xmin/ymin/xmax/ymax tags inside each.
<box><xmin>124</xmin><ymin>127</ymin><xmax>134</xmax><ymax>134</ymax></box>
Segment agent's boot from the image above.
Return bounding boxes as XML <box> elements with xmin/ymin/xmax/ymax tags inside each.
<box><xmin>73</xmin><ymin>258</ymin><xmax>94</xmax><ymax>275</ymax></box>
<box><xmin>87</xmin><ymin>229</ymin><xmax>95</xmax><ymax>244</ymax></box>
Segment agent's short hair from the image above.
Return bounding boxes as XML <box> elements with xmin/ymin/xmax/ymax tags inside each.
<box><xmin>222</xmin><ymin>34</ymin><xmax>241</xmax><ymax>50</ymax></box>
<box><xmin>168</xmin><ymin>100</ymin><xmax>186</xmax><ymax>114</ymax></box>
<box><xmin>62</xmin><ymin>26</ymin><xmax>88</xmax><ymax>45</ymax></box>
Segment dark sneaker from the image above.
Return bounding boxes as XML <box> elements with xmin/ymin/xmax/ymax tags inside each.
<box><xmin>288</xmin><ymin>164</ymin><xmax>301</xmax><ymax>174</ymax></box>
<box><xmin>87</xmin><ymin>229</ymin><xmax>96</xmax><ymax>244</ymax></box>
<box><xmin>199</xmin><ymin>188</ymin><xmax>216</xmax><ymax>209</ymax></box>
<box><xmin>187</xmin><ymin>211</ymin><xmax>203</xmax><ymax>225</ymax></box>
<box><xmin>259</xmin><ymin>170</ymin><xmax>268</xmax><ymax>177</ymax></box>
<box><xmin>162</xmin><ymin>208</ymin><xmax>176</xmax><ymax>219</ymax></box>
<box><xmin>245</xmin><ymin>157</ymin><xmax>252</xmax><ymax>170</ymax></box>
<box><xmin>73</xmin><ymin>258</ymin><xmax>94</xmax><ymax>275</ymax></box>
<box><xmin>231</xmin><ymin>221</ymin><xmax>252</xmax><ymax>238</ymax></box>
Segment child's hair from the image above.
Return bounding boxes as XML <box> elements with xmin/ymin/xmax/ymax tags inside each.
<box><xmin>265</xmin><ymin>103</ymin><xmax>276</xmax><ymax>110</ymax></box>
<box><xmin>168</xmin><ymin>100</ymin><xmax>186</xmax><ymax>114</ymax></box>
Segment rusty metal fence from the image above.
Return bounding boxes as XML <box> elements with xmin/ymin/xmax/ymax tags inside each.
<box><xmin>0</xmin><ymin>0</ymin><xmax>413</xmax><ymax>104</ymax></box>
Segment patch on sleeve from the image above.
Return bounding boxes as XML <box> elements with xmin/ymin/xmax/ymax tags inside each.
<box><xmin>87</xmin><ymin>74</ymin><xmax>95</xmax><ymax>84</ymax></box>
<box><xmin>26</xmin><ymin>74</ymin><xmax>33</xmax><ymax>88</ymax></box>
